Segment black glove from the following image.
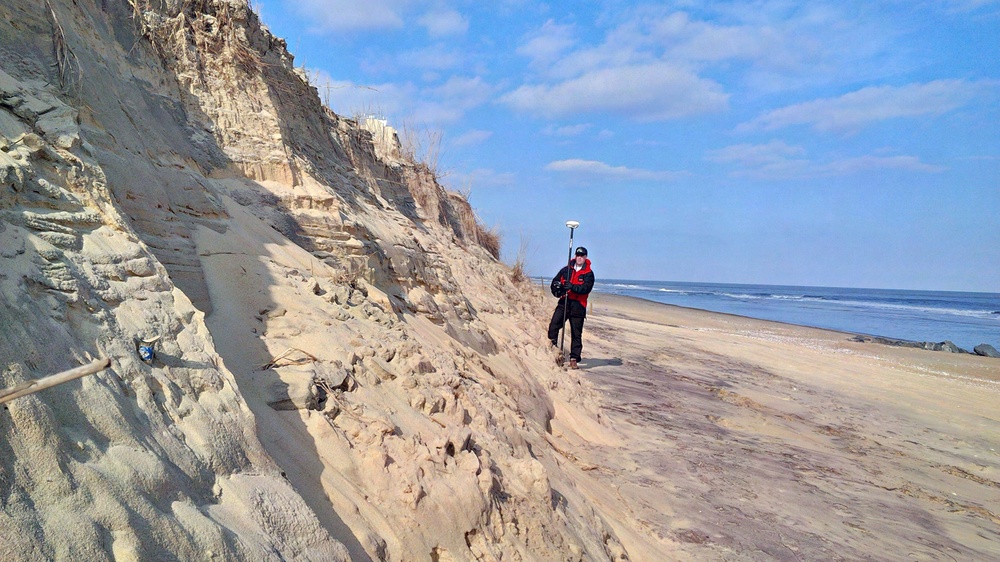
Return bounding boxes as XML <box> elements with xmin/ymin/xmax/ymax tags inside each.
<box><xmin>550</xmin><ymin>281</ymin><xmax>568</xmax><ymax>298</ymax></box>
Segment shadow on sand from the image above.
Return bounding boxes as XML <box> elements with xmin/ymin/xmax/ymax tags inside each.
<box><xmin>579</xmin><ymin>357</ymin><xmax>623</xmax><ymax>369</ymax></box>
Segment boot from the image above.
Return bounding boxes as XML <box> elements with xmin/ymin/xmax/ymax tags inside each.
<box><xmin>555</xmin><ymin>354</ymin><xmax>565</xmax><ymax>366</ymax></box>
<box><xmin>569</xmin><ymin>359</ymin><xmax>578</xmax><ymax>370</ymax></box>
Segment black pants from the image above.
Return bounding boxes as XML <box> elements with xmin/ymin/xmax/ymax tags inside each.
<box><xmin>548</xmin><ymin>299</ymin><xmax>586</xmax><ymax>361</ymax></box>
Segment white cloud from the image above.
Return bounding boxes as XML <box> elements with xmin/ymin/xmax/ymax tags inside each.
<box><xmin>293</xmin><ymin>0</ymin><xmax>406</xmax><ymax>32</ymax></box>
<box><xmin>412</xmin><ymin>76</ymin><xmax>493</xmax><ymax>123</ymax></box>
<box><xmin>444</xmin><ymin>168</ymin><xmax>517</xmax><ymax>190</ymax></box>
<box><xmin>498</xmin><ymin>3</ymin><xmax>909</xmax><ymax>121</ymax></box>
<box><xmin>537</xmin><ymin>33</ymin><xmax>650</xmax><ymax>82</ymax></box>
<box><xmin>505</xmin><ymin>6</ymin><xmax>853</xmax><ymax>120</ymax></box>
<box><xmin>541</xmin><ymin>124</ymin><xmax>591</xmax><ymax>136</ymax></box>
<box><xmin>418</xmin><ymin>9</ymin><xmax>468</xmax><ymax>37</ymax></box>
<box><xmin>821</xmin><ymin>155</ymin><xmax>946</xmax><ymax>174</ymax></box>
<box><xmin>706</xmin><ymin>140</ymin><xmax>806</xmax><ymax>166</ymax></box>
<box><xmin>668</xmin><ymin>22</ymin><xmax>786</xmax><ymax>64</ymax></box>
<box><xmin>707</xmin><ymin>141</ymin><xmax>945</xmax><ymax>179</ymax></box>
<box><xmin>307</xmin><ymin>70</ymin><xmax>409</xmax><ymax>116</ymax></box>
<box><xmin>635</xmin><ymin>11</ymin><xmax>786</xmax><ymax>65</ymax></box>
<box><xmin>430</xmin><ymin>76</ymin><xmax>493</xmax><ymax>104</ymax></box>
<box><xmin>501</xmin><ymin>63</ymin><xmax>728</xmax><ymax>120</ymax></box>
<box><xmin>398</xmin><ymin>44</ymin><xmax>465</xmax><ymax>71</ymax></box>
<box><xmin>452</xmin><ymin>129</ymin><xmax>493</xmax><ymax>147</ymax></box>
<box><xmin>629</xmin><ymin>139</ymin><xmax>668</xmax><ymax>147</ymax></box>
<box><xmin>707</xmin><ymin>141</ymin><xmax>811</xmax><ymax>179</ymax></box>
<box><xmin>308</xmin><ymin>69</ymin><xmax>492</xmax><ymax>125</ymax></box>
<box><xmin>573</xmin><ymin>4</ymin><xmax>912</xmax><ymax>94</ymax></box>
<box><xmin>740</xmin><ymin>80</ymin><xmax>992</xmax><ymax>133</ymax></box>
<box><xmin>545</xmin><ymin>159</ymin><xmax>687</xmax><ymax>181</ymax></box>
<box><xmin>517</xmin><ymin>20</ymin><xmax>577</xmax><ymax>69</ymax></box>
<box><xmin>540</xmin><ymin>7</ymin><xmax>828</xmax><ymax>82</ymax></box>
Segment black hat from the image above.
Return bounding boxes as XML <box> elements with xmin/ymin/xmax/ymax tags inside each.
<box><xmin>575</xmin><ymin>246</ymin><xmax>588</xmax><ymax>256</ymax></box>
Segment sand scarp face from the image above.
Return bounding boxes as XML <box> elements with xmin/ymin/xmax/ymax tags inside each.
<box><xmin>0</xmin><ymin>1</ymin><xmax>625</xmax><ymax>560</ymax></box>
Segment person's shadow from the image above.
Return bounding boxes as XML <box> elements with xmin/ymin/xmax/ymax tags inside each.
<box><xmin>579</xmin><ymin>357</ymin><xmax>623</xmax><ymax>369</ymax></box>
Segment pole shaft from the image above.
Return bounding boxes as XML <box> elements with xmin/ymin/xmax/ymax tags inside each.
<box><xmin>559</xmin><ymin>228</ymin><xmax>576</xmax><ymax>354</ymax></box>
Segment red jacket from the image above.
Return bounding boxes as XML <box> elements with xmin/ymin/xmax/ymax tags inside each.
<box><xmin>550</xmin><ymin>259</ymin><xmax>595</xmax><ymax>309</ymax></box>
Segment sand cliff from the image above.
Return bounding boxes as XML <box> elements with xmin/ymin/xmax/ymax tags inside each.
<box><xmin>6</xmin><ymin>3</ymin><xmax>997</xmax><ymax>562</ymax></box>
<box><xmin>0</xmin><ymin>1</ymin><xmax>622</xmax><ymax>560</ymax></box>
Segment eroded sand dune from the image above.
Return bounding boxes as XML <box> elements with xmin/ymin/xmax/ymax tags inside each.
<box><xmin>2</xmin><ymin>1</ymin><xmax>997</xmax><ymax>561</ymax></box>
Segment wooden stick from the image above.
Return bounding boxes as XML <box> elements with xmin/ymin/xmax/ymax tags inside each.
<box><xmin>0</xmin><ymin>357</ymin><xmax>111</xmax><ymax>405</ymax></box>
<box><xmin>259</xmin><ymin>347</ymin><xmax>317</xmax><ymax>370</ymax></box>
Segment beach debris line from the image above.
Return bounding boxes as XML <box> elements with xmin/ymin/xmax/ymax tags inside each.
<box><xmin>0</xmin><ymin>357</ymin><xmax>111</xmax><ymax>405</ymax></box>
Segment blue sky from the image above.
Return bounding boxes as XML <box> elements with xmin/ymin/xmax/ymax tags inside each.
<box><xmin>255</xmin><ymin>1</ymin><xmax>999</xmax><ymax>292</ymax></box>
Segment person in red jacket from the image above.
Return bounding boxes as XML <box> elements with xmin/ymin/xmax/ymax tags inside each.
<box><xmin>548</xmin><ymin>246</ymin><xmax>595</xmax><ymax>369</ymax></box>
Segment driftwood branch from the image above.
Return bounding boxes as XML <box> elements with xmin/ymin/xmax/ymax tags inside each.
<box><xmin>258</xmin><ymin>347</ymin><xmax>317</xmax><ymax>370</ymax></box>
<box><xmin>0</xmin><ymin>357</ymin><xmax>111</xmax><ymax>405</ymax></box>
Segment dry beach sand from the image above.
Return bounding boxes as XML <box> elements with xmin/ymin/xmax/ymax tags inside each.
<box><xmin>549</xmin><ymin>293</ymin><xmax>1000</xmax><ymax>560</ymax></box>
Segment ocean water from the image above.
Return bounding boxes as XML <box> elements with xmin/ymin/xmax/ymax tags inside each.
<box><xmin>592</xmin><ymin>280</ymin><xmax>1000</xmax><ymax>352</ymax></box>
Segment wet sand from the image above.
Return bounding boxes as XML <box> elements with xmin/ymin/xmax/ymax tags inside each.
<box><xmin>550</xmin><ymin>294</ymin><xmax>1000</xmax><ymax>561</ymax></box>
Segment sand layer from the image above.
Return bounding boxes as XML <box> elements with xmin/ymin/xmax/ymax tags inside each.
<box><xmin>550</xmin><ymin>293</ymin><xmax>1000</xmax><ymax>561</ymax></box>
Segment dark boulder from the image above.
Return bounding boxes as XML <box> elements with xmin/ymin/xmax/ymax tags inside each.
<box><xmin>937</xmin><ymin>340</ymin><xmax>969</xmax><ymax>354</ymax></box>
<box><xmin>974</xmin><ymin>344</ymin><xmax>1000</xmax><ymax>358</ymax></box>
<box><xmin>851</xmin><ymin>335</ymin><xmax>974</xmax><ymax>354</ymax></box>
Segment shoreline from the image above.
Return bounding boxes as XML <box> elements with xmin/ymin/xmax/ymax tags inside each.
<box><xmin>590</xmin><ymin>293</ymin><xmax>999</xmax><ymax>381</ymax></box>
<box><xmin>550</xmin><ymin>292</ymin><xmax>1000</xmax><ymax>560</ymax></box>
<box><xmin>591</xmin><ymin>289</ymin><xmax>1000</xmax><ymax>357</ymax></box>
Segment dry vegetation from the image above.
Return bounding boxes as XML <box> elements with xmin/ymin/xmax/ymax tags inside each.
<box><xmin>509</xmin><ymin>235</ymin><xmax>530</xmax><ymax>284</ymax></box>
<box><xmin>474</xmin><ymin>217</ymin><xmax>501</xmax><ymax>260</ymax></box>
<box><xmin>399</xmin><ymin>121</ymin><xmax>444</xmax><ymax>179</ymax></box>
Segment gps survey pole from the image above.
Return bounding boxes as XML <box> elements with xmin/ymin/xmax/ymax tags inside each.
<box><xmin>559</xmin><ymin>220</ymin><xmax>580</xmax><ymax>362</ymax></box>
